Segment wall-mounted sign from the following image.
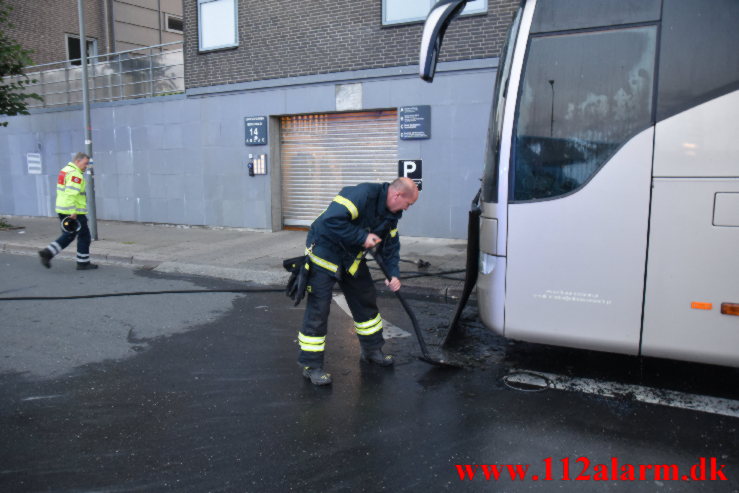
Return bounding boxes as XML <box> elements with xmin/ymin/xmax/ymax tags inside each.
<box><xmin>399</xmin><ymin>160</ymin><xmax>422</xmax><ymax>191</ymax></box>
<box><xmin>245</xmin><ymin>116</ymin><xmax>268</xmax><ymax>145</ymax></box>
<box><xmin>27</xmin><ymin>153</ymin><xmax>42</xmax><ymax>175</ymax></box>
<box><xmin>399</xmin><ymin>105</ymin><xmax>431</xmax><ymax>140</ymax></box>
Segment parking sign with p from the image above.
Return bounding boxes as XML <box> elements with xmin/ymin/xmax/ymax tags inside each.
<box><xmin>399</xmin><ymin>160</ymin><xmax>422</xmax><ymax>191</ymax></box>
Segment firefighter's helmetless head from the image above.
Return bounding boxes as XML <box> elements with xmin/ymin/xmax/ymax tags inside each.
<box><xmin>73</xmin><ymin>152</ymin><xmax>90</xmax><ymax>171</ymax></box>
<box><xmin>386</xmin><ymin>177</ymin><xmax>419</xmax><ymax>213</ymax></box>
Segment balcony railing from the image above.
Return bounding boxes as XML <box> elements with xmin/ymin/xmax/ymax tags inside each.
<box><xmin>12</xmin><ymin>41</ymin><xmax>184</xmax><ymax>109</ymax></box>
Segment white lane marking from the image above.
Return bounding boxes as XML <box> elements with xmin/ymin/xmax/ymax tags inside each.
<box><xmin>505</xmin><ymin>370</ymin><xmax>739</xmax><ymax>418</ymax></box>
<box><xmin>21</xmin><ymin>395</ymin><xmax>64</xmax><ymax>402</ymax></box>
<box><xmin>332</xmin><ymin>294</ymin><xmax>411</xmax><ymax>339</ymax></box>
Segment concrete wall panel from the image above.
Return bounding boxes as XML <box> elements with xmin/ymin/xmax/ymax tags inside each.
<box><xmin>1</xmin><ymin>64</ymin><xmax>495</xmax><ymax>238</ymax></box>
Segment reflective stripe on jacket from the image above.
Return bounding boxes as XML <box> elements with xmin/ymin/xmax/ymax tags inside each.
<box><xmin>306</xmin><ymin>182</ymin><xmax>402</xmax><ymax>278</ymax></box>
<box><xmin>55</xmin><ymin>162</ymin><xmax>88</xmax><ymax>214</ymax></box>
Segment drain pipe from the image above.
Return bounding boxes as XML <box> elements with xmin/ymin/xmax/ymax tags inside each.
<box><xmin>102</xmin><ymin>0</ymin><xmax>111</xmax><ymax>55</ymax></box>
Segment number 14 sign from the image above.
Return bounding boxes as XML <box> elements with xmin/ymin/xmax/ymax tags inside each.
<box><xmin>245</xmin><ymin>116</ymin><xmax>268</xmax><ymax>146</ymax></box>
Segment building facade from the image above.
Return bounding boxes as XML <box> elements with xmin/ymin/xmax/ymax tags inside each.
<box><xmin>112</xmin><ymin>0</ymin><xmax>183</xmax><ymax>53</ymax></box>
<box><xmin>185</xmin><ymin>0</ymin><xmax>513</xmax><ymax>88</ymax></box>
<box><xmin>3</xmin><ymin>0</ymin><xmax>109</xmax><ymax>66</ymax></box>
<box><xmin>3</xmin><ymin>0</ymin><xmax>183</xmax><ymax>66</ymax></box>
<box><xmin>1</xmin><ymin>0</ymin><xmax>518</xmax><ymax>239</ymax></box>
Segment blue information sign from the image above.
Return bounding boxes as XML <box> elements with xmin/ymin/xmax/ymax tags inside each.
<box><xmin>245</xmin><ymin>116</ymin><xmax>268</xmax><ymax>146</ymax></box>
<box><xmin>399</xmin><ymin>106</ymin><xmax>431</xmax><ymax>140</ymax></box>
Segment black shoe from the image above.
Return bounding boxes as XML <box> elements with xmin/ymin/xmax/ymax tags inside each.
<box><xmin>76</xmin><ymin>263</ymin><xmax>99</xmax><ymax>270</ymax></box>
<box><xmin>360</xmin><ymin>348</ymin><xmax>395</xmax><ymax>367</ymax></box>
<box><xmin>38</xmin><ymin>249</ymin><xmax>52</xmax><ymax>268</ymax></box>
<box><xmin>302</xmin><ymin>366</ymin><xmax>332</xmax><ymax>386</ymax></box>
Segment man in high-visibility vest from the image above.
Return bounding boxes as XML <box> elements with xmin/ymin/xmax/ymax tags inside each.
<box><xmin>38</xmin><ymin>152</ymin><xmax>98</xmax><ymax>270</ymax></box>
<box><xmin>292</xmin><ymin>177</ymin><xmax>419</xmax><ymax>385</ymax></box>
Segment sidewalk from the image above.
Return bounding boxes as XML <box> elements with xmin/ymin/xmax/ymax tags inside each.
<box><xmin>0</xmin><ymin>216</ymin><xmax>469</xmax><ymax>300</ymax></box>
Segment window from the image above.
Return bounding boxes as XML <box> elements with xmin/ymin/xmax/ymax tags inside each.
<box><xmin>512</xmin><ymin>27</ymin><xmax>656</xmax><ymax>201</ymax></box>
<box><xmin>198</xmin><ymin>0</ymin><xmax>238</xmax><ymax>52</ymax></box>
<box><xmin>165</xmin><ymin>14</ymin><xmax>184</xmax><ymax>34</ymax></box>
<box><xmin>66</xmin><ymin>34</ymin><xmax>97</xmax><ymax>66</ymax></box>
<box><xmin>530</xmin><ymin>0</ymin><xmax>660</xmax><ymax>34</ymax></box>
<box><xmin>657</xmin><ymin>0</ymin><xmax>739</xmax><ymax>121</ymax></box>
<box><xmin>382</xmin><ymin>0</ymin><xmax>487</xmax><ymax>26</ymax></box>
<box><xmin>482</xmin><ymin>6</ymin><xmax>522</xmax><ymax>203</ymax></box>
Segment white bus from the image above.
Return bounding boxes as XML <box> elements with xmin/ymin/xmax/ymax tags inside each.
<box><xmin>421</xmin><ymin>0</ymin><xmax>739</xmax><ymax>366</ymax></box>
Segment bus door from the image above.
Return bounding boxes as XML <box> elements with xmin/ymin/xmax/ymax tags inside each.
<box><xmin>503</xmin><ymin>19</ymin><xmax>658</xmax><ymax>354</ymax></box>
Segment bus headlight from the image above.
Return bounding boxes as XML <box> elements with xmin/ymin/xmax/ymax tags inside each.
<box><xmin>479</xmin><ymin>252</ymin><xmax>498</xmax><ymax>275</ymax></box>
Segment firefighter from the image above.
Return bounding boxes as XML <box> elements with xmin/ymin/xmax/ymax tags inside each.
<box><xmin>38</xmin><ymin>152</ymin><xmax>98</xmax><ymax>270</ymax></box>
<box><xmin>296</xmin><ymin>177</ymin><xmax>419</xmax><ymax>385</ymax></box>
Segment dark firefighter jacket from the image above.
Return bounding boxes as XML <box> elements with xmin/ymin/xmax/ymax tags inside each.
<box><xmin>306</xmin><ymin>182</ymin><xmax>402</xmax><ymax>278</ymax></box>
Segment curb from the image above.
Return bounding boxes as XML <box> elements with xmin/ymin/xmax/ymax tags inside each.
<box><xmin>1</xmin><ymin>243</ymin><xmax>43</xmax><ymax>256</ymax></box>
<box><xmin>1</xmin><ymin>243</ymin><xmax>468</xmax><ymax>304</ymax></box>
<box><xmin>154</xmin><ymin>261</ymin><xmax>290</xmax><ymax>286</ymax></box>
<box><xmin>1</xmin><ymin>243</ymin><xmax>159</xmax><ymax>268</ymax></box>
<box><xmin>375</xmin><ymin>285</ymin><xmax>469</xmax><ymax>304</ymax></box>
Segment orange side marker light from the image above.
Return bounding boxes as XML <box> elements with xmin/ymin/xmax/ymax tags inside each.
<box><xmin>690</xmin><ymin>302</ymin><xmax>713</xmax><ymax>310</ymax></box>
<box><xmin>721</xmin><ymin>303</ymin><xmax>739</xmax><ymax>316</ymax></box>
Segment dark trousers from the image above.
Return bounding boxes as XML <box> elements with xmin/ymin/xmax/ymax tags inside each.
<box><xmin>48</xmin><ymin>213</ymin><xmax>91</xmax><ymax>263</ymax></box>
<box><xmin>298</xmin><ymin>260</ymin><xmax>384</xmax><ymax>368</ymax></box>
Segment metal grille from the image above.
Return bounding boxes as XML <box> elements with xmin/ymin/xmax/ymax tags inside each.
<box><xmin>280</xmin><ymin>110</ymin><xmax>399</xmax><ymax>226</ymax></box>
<box><xmin>9</xmin><ymin>42</ymin><xmax>183</xmax><ymax>109</ymax></box>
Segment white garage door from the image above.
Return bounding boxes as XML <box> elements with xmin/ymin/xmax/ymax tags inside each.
<box><xmin>281</xmin><ymin>110</ymin><xmax>398</xmax><ymax>226</ymax></box>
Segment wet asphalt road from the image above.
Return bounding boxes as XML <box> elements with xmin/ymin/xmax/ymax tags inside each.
<box><xmin>0</xmin><ymin>253</ymin><xmax>737</xmax><ymax>492</ymax></box>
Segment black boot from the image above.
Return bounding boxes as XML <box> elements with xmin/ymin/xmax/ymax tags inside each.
<box><xmin>76</xmin><ymin>262</ymin><xmax>99</xmax><ymax>270</ymax></box>
<box><xmin>302</xmin><ymin>366</ymin><xmax>332</xmax><ymax>386</ymax></box>
<box><xmin>360</xmin><ymin>348</ymin><xmax>394</xmax><ymax>367</ymax></box>
<box><xmin>38</xmin><ymin>249</ymin><xmax>53</xmax><ymax>268</ymax></box>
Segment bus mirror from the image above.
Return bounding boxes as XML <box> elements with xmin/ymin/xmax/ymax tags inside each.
<box><xmin>419</xmin><ymin>0</ymin><xmax>468</xmax><ymax>82</ymax></box>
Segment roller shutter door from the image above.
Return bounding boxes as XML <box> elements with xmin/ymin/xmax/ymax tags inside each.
<box><xmin>281</xmin><ymin>110</ymin><xmax>398</xmax><ymax>226</ymax></box>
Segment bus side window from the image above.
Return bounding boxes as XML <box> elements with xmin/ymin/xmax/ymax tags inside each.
<box><xmin>512</xmin><ymin>27</ymin><xmax>656</xmax><ymax>201</ymax></box>
<box><xmin>657</xmin><ymin>0</ymin><xmax>739</xmax><ymax>121</ymax></box>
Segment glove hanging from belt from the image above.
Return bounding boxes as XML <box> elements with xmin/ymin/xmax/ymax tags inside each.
<box><xmin>283</xmin><ymin>254</ymin><xmax>310</xmax><ymax>306</ymax></box>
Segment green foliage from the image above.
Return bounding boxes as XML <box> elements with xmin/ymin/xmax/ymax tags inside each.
<box><xmin>0</xmin><ymin>216</ymin><xmax>14</xmax><ymax>228</ymax></box>
<box><xmin>0</xmin><ymin>0</ymin><xmax>42</xmax><ymax>127</ymax></box>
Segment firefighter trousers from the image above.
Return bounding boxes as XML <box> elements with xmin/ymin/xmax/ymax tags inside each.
<box><xmin>46</xmin><ymin>213</ymin><xmax>92</xmax><ymax>264</ymax></box>
<box><xmin>298</xmin><ymin>260</ymin><xmax>384</xmax><ymax>368</ymax></box>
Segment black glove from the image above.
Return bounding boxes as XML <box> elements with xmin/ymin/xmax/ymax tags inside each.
<box><xmin>283</xmin><ymin>255</ymin><xmax>310</xmax><ymax>306</ymax></box>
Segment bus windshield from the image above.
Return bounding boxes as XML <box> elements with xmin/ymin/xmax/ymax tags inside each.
<box><xmin>481</xmin><ymin>6</ymin><xmax>522</xmax><ymax>203</ymax></box>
